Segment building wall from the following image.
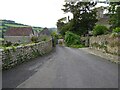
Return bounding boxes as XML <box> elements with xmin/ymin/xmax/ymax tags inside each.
<box><xmin>4</xmin><ymin>36</ymin><xmax>32</xmax><ymax>43</ymax></box>
<box><xmin>96</xmin><ymin>7</ymin><xmax>104</xmax><ymax>19</ymax></box>
<box><xmin>1</xmin><ymin>39</ymin><xmax>53</xmax><ymax>70</ymax></box>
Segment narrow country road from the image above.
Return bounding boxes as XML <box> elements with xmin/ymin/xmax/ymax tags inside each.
<box><xmin>3</xmin><ymin>46</ymin><xmax>118</xmax><ymax>88</ymax></box>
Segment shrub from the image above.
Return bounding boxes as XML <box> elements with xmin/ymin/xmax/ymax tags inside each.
<box><xmin>113</xmin><ymin>27</ymin><xmax>120</xmax><ymax>33</ymax></box>
<box><xmin>40</xmin><ymin>35</ymin><xmax>50</xmax><ymax>42</ymax></box>
<box><xmin>111</xmin><ymin>32</ymin><xmax>120</xmax><ymax>38</ymax></box>
<box><xmin>58</xmin><ymin>34</ymin><xmax>63</xmax><ymax>39</ymax></box>
<box><xmin>93</xmin><ymin>25</ymin><xmax>108</xmax><ymax>36</ymax></box>
<box><xmin>65</xmin><ymin>31</ymin><xmax>80</xmax><ymax>46</ymax></box>
<box><xmin>43</xmin><ymin>38</ymin><xmax>47</xmax><ymax>41</ymax></box>
<box><xmin>110</xmin><ymin>27</ymin><xmax>120</xmax><ymax>38</ymax></box>
<box><xmin>31</xmin><ymin>36</ymin><xmax>38</xmax><ymax>43</ymax></box>
<box><xmin>4</xmin><ymin>41</ymin><xmax>12</xmax><ymax>47</ymax></box>
<box><xmin>13</xmin><ymin>42</ymin><xmax>19</xmax><ymax>46</ymax></box>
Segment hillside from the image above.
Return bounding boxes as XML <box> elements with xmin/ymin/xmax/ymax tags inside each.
<box><xmin>0</xmin><ymin>20</ymin><xmax>29</xmax><ymax>38</ymax></box>
<box><xmin>49</xmin><ymin>28</ymin><xmax>57</xmax><ymax>34</ymax></box>
<box><xmin>0</xmin><ymin>20</ymin><xmax>43</xmax><ymax>38</ymax></box>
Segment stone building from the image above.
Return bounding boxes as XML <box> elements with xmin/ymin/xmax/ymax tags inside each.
<box><xmin>38</xmin><ymin>27</ymin><xmax>51</xmax><ymax>36</ymax></box>
<box><xmin>4</xmin><ymin>27</ymin><xmax>34</xmax><ymax>43</ymax></box>
<box><xmin>96</xmin><ymin>6</ymin><xmax>110</xmax><ymax>28</ymax></box>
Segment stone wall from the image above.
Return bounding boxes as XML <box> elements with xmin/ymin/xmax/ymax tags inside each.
<box><xmin>89</xmin><ymin>34</ymin><xmax>120</xmax><ymax>56</ymax></box>
<box><xmin>0</xmin><ymin>40</ymin><xmax>53</xmax><ymax>70</ymax></box>
<box><xmin>0</xmin><ymin>50</ymin><xmax>2</xmax><ymax>70</ymax></box>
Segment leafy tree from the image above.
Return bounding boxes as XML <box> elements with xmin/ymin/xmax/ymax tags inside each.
<box><xmin>57</xmin><ymin>17</ymin><xmax>66</xmax><ymax>35</ymax></box>
<box><xmin>61</xmin><ymin>1</ymin><xmax>98</xmax><ymax>35</ymax></box>
<box><xmin>108</xmin><ymin>2</ymin><xmax>120</xmax><ymax>29</ymax></box>
<box><xmin>51</xmin><ymin>31</ymin><xmax>58</xmax><ymax>40</ymax></box>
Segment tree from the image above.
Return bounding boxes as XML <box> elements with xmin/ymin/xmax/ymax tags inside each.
<box><xmin>108</xmin><ymin>2</ymin><xmax>120</xmax><ymax>29</ymax></box>
<box><xmin>61</xmin><ymin>1</ymin><xmax>98</xmax><ymax>36</ymax></box>
<box><xmin>56</xmin><ymin>17</ymin><xmax>66</xmax><ymax>36</ymax></box>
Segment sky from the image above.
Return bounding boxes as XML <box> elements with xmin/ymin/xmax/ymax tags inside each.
<box><xmin>0</xmin><ymin>0</ymin><xmax>109</xmax><ymax>28</ymax></box>
<box><xmin>0</xmin><ymin>0</ymin><xmax>68</xmax><ymax>28</ymax></box>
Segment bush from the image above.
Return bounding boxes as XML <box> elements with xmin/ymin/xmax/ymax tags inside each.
<box><xmin>58</xmin><ymin>34</ymin><xmax>63</xmax><ymax>39</ymax></box>
<box><xmin>113</xmin><ymin>27</ymin><xmax>120</xmax><ymax>33</ymax></box>
<box><xmin>111</xmin><ymin>32</ymin><xmax>120</xmax><ymax>38</ymax></box>
<box><xmin>13</xmin><ymin>42</ymin><xmax>19</xmax><ymax>46</ymax></box>
<box><xmin>31</xmin><ymin>36</ymin><xmax>38</xmax><ymax>43</ymax></box>
<box><xmin>65</xmin><ymin>31</ymin><xmax>80</xmax><ymax>46</ymax></box>
<box><xmin>93</xmin><ymin>25</ymin><xmax>108</xmax><ymax>36</ymax></box>
<box><xmin>4</xmin><ymin>41</ymin><xmax>12</xmax><ymax>47</ymax></box>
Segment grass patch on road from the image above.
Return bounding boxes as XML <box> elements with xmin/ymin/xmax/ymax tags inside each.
<box><xmin>69</xmin><ymin>44</ymin><xmax>85</xmax><ymax>48</ymax></box>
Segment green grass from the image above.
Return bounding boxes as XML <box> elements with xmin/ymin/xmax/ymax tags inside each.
<box><xmin>5</xmin><ymin>24</ymin><xmax>29</xmax><ymax>27</ymax></box>
<box><xmin>69</xmin><ymin>44</ymin><xmax>85</xmax><ymax>48</ymax></box>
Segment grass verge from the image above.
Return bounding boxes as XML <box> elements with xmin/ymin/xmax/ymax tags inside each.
<box><xmin>69</xmin><ymin>44</ymin><xmax>85</xmax><ymax>48</ymax></box>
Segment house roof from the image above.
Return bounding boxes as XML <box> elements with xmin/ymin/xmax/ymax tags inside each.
<box><xmin>38</xmin><ymin>27</ymin><xmax>51</xmax><ymax>36</ymax></box>
<box><xmin>4</xmin><ymin>27</ymin><xmax>34</xmax><ymax>36</ymax></box>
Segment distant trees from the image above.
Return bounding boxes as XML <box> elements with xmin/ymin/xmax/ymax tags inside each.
<box><xmin>57</xmin><ymin>17</ymin><xmax>66</xmax><ymax>36</ymax></box>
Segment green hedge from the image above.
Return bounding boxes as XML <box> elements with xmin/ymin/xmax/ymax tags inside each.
<box><xmin>65</xmin><ymin>31</ymin><xmax>80</xmax><ymax>46</ymax></box>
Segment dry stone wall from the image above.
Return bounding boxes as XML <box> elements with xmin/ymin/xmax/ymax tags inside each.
<box><xmin>90</xmin><ymin>34</ymin><xmax>120</xmax><ymax>57</ymax></box>
<box><xmin>1</xmin><ymin>40</ymin><xmax>53</xmax><ymax>70</ymax></box>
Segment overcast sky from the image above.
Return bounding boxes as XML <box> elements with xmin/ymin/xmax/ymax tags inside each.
<box><xmin>0</xmin><ymin>0</ymin><xmax>67</xmax><ymax>28</ymax></box>
<box><xmin>0</xmin><ymin>0</ymin><xmax>109</xmax><ymax>28</ymax></box>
